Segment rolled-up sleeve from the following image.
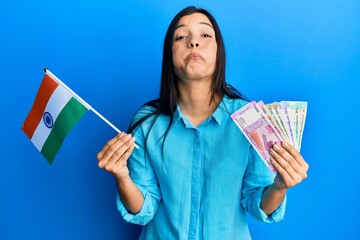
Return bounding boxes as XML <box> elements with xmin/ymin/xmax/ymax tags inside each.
<box><xmin>241</xmin><ymin>146</ymin><xmax>286</xmax><ymax>223</ymax></box>
<box><xmin>117</xmin><ymin>184</ymin><xmax>160</xmax><ymax>225</ymax></box>
<box><xmin>248</xmin><ymin>186</ymin><xmax>287</xmax><ymax>222</ymax></box>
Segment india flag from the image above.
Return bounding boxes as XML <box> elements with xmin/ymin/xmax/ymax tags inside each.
<box><xmin>22</xmin><ymin>72</ymin><xmax>89</xmax><ymax>164</ymax></box>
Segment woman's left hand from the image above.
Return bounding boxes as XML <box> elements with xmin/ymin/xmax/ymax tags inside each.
<box><xmin>269</xmin><ymin>142</ymin><xmax>309</xmax><ymax>190</ymax></box>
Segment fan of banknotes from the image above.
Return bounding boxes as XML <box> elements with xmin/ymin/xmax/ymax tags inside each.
<box><xmin>231</xmin><ymin>101</ymin><xmax>308</xmax><ymax>173</ymax></box>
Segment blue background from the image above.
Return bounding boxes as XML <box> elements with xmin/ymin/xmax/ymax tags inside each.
<box><xmin>1</xmin><ymin>0</ymin><xmax>359</xmax><ymax>239</ymax></box>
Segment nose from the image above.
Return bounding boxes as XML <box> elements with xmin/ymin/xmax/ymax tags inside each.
<box><xmin>188</xmin><ymin>41</ymin><xmax>199</xmax><ymax>48</ymax></box>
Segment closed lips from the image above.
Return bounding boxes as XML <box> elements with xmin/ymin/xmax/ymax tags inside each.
<box><xmin>186</xmin><ymin>52</ymin><xmax>204</xmax><ymax>62</ymax></box>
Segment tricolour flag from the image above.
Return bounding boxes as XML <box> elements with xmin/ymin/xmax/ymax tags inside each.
<box><xmin>22</xmin><ymin>72</ymin><xmax>89</xmax><ymax>164</ymax></box>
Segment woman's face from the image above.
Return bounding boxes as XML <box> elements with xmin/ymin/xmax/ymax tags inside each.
<box><xmin>172</xmin><ymin>13</ymin><xmax>217</xmax><ymax>82</ymax></box>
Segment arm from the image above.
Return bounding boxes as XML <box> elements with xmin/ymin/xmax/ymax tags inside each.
<box><xmin>116</xmin><ymin>176</ymin><xmax>144</xmax><ymax>214</ymax></box>
<box><xmin>97</xmin><ymin>132</ymin><xmax>144</xmax><ymax>214</ymax></box>
<box><xmin>261</xmin><ymin>142</ymin><xmax>309</xmax><ymax>215</ymax></box>
<box><xmin>260</xmin><ymin>184</ymin><xmax>287</xmax><ymax>216</ymax></box>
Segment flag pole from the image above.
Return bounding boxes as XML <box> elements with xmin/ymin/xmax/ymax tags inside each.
<box><xmin>44</xmin><ymin>68</ymin><xmax>139</xmax><ymax>149</ymax></box>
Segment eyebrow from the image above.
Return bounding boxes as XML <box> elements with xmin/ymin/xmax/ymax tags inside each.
<box><xmin>176</xmin><ymin>22</ymin><xmax>214</xmax><ymax>29</ymax></box>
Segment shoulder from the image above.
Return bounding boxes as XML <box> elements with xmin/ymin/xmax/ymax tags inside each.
<box><xmin>128</xmin><ymin>100</ymin><xmax>159</xmax><ymax>132</ymax></box>
<box><xmin>222</xmin><ymin>95</ymin><xmax>249</xmax><ymax>113</ymax></box>
<box><xmin>131</xmin><ymin>104</ymin><xmax>156</xmax><ymax>124</ymax></box>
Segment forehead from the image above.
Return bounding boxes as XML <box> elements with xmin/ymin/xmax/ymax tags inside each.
<box><xmin>176</xmin><ymin>13</ymin><xmax>213</xmax><ymax>28</ymax></box>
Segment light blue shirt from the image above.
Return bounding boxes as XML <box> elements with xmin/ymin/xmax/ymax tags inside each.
<box><xmin>117</xmin><ymin>96</ymin><xmax>286</xmax><ymax>240</ymax></box>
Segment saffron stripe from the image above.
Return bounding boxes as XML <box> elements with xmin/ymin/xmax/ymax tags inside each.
<box><xmin>31</xmin><ymin>84</ymin><xmax>72</xmax><ymax>151</ymax></box>
<box><xmin>22</xmin><ymin>74</ymin><xmax>59</xmax><ymax>139</ymax></box>
<box><xmin>41</xmin><ymin>97</ymin><xmax>87</xmax><ymax>164</ymax></box>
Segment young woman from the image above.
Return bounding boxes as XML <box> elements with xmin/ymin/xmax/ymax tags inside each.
<box><xmin>97</xmin><ymin>6</ymin><xmax>309</xmax><ymax>240</ymax></box>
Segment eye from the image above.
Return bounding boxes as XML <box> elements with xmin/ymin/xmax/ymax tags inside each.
<box><xmin>175</xmin><ymin>36</ymin><xmax>188</xmax><ymax>41</ymax></box>
<box><xmin>202</xmin><ymin>34</ymin><xmax>212</xmax><ymax>38</ymax></box>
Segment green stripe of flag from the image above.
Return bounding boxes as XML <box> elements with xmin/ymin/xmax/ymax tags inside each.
<box><xmin>41</xmin><ymin>97</ymin><xmax>88</xmax><ymax>164</ymax></box>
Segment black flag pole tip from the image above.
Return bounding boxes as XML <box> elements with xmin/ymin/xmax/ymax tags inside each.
<box><xmin>44</xmin><ymin>68</ymin><xmax>49</xmax><ymax>72</ymax></box>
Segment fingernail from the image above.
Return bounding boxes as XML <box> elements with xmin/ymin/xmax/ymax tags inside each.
<box><xmin>273</xmin><ymin>144</ymin><xmax>279</xmax><ymax>150</ymax></box>
<box><xmin>282</xmin><ymin>142</ymin><xmax>289</xmax><ymax>147</ymax></box>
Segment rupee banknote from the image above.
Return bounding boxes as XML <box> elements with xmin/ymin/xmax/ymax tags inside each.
<box><xmin>283</xmin><ymin>101</ymin><xmax>308</xmax><ymax>151</ymax></box>
<box><xmin>231</xmin><ymin>100</ymin><xmax>308</xmax><ymax>172</ymax></box>
<box><xmin>231</xmin><ymin>101</ymin><xmax>282</xmax><ymax>173</ymax></box>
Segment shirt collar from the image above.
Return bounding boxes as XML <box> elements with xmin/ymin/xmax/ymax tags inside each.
<box><xmin>173</xmin><ymin>96</ymin><xmax>230</xmax><ymax>126</ymax></box>
<box><xmin>211</xmin><ymin>96</ymin><xmax>232</xmax><ymax>125</ymax></box>
<box><xmin>174</xmin><ymin>105</ymin><xmax>183</xmax><ymax>124</ymax></box>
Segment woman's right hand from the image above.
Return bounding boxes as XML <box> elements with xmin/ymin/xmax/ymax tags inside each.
<box><xmin>97</xmin><ymin>132</ymin><xmax>136</xmax><ymax>180</ymax></box>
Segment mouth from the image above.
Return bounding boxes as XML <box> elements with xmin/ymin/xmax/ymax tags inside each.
<box><xmin>185</xmin><ymin>52</ymin><xmax>204</xmax><ymax>62</ymax></box>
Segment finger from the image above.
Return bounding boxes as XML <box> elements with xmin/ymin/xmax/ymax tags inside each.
<box><xmin>98</xmin><ymin>133</ymin><xmax>132</xmax><ymax>169</ymax></box>
<box><xmin>270</xmin><ymin>147</ymin><xmax>302</xmax><ymax>183</ymax></box>
<box><xmin>271</xmin><ymin>158</ymin><xmax>295</xmax><ymax>188</ymax></box>
<box><xmin>281</xmin><ymin>142</ymin><xmax>308</xmax><ymax>169</ymax></box>
<box><xmin>106</xmin><ymin>136</ymin><xmax>135</xmax><ymax>168</ymax></box>
<box><xmin>271</xmin><ymin>144</ymin><xmax>301</xmax><ymax>170</ymax></box>
<box><xmin>103</xmin><ymin>137</ymin><xmax>136</xmax><ymax>176</ymax></box>
<box><xmin>102</xmin><ymin>134</ymin><xmax>132</xmax><ymax>163</ymax></box>
<box><xmin>105</xmin><ymin>138</ymin><xmax>135</xmax><ymax>177</ymax></box>
<box><xmin>111</xmin><ymin>138</ymin><xmax>136</xmax><ymax>170</ymax></box>
<box><xmin>273</xmin><ymin>143</ymin><xmax>309</xmax><ymax>179</ymax></box>
<box><xmin>97</xmin><ymin>132</ymin><xmax>127</xmax><ymax>160</ymax></box>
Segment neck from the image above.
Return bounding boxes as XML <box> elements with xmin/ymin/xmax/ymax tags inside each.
<box><xmin>177</xmin><ymin>79</ymin><xmax>220</xmax><ymax>126</ymax></box>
